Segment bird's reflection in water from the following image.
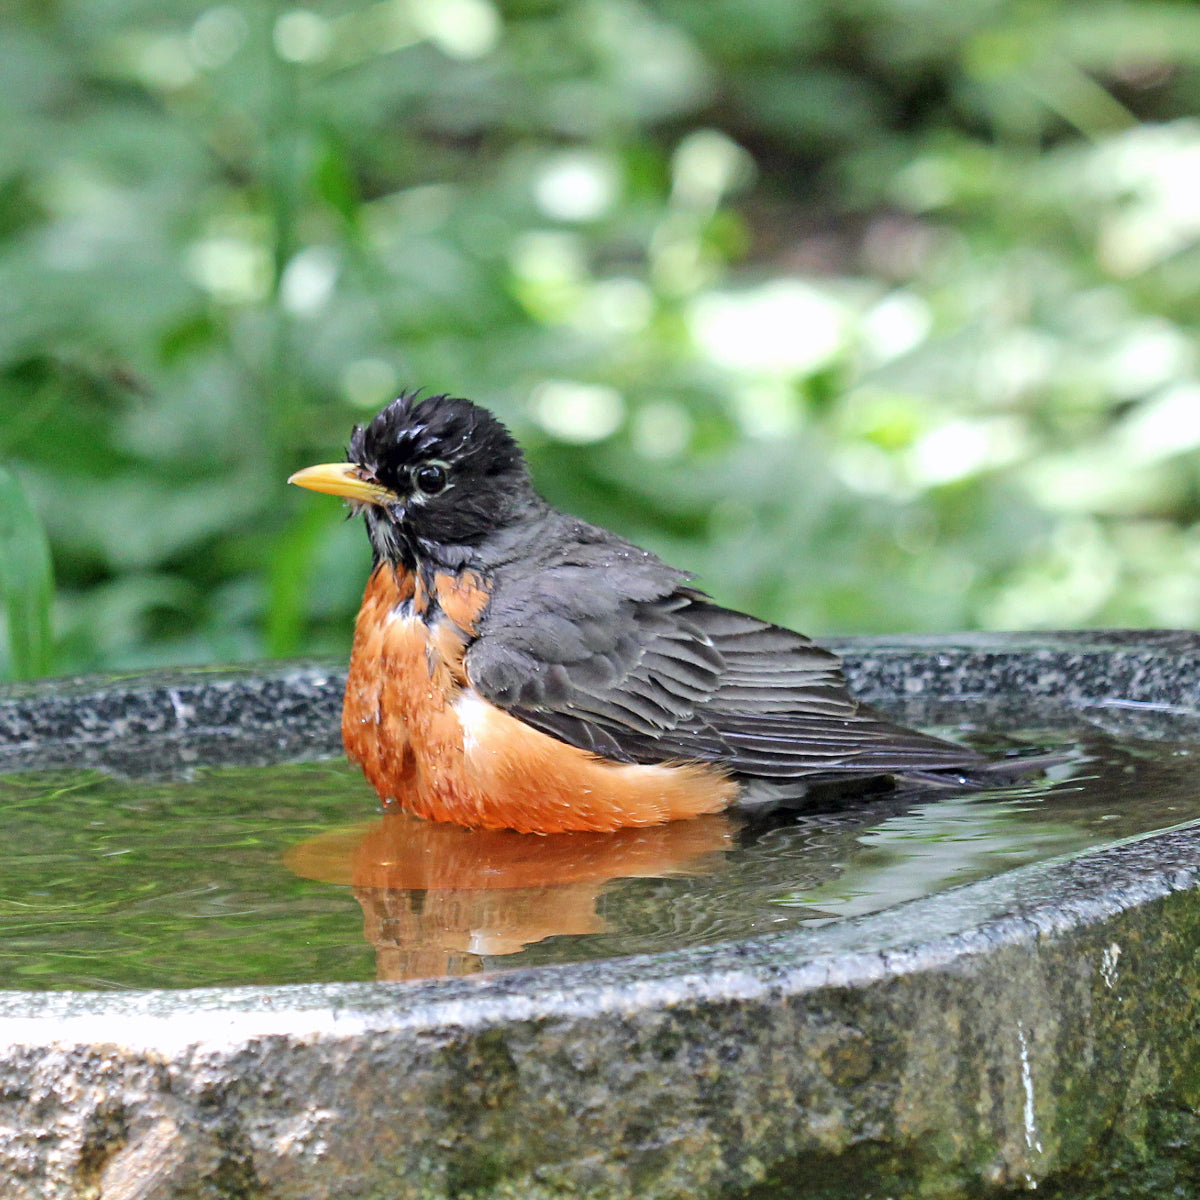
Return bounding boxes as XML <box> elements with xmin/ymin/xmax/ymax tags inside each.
<box><xmin>284</xmin><ymin>811</ymin><xmax>735</xmax><ymax>981</ymax></box>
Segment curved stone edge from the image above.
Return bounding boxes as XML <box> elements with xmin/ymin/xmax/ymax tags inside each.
<box><xmin>0</xmin><ymin>821</ymin><xmax>1197</xmax><ymax>1198</ymax></box>
<box><xmin>837</xmin><ymin>628</ymin><xmax>1200</xmax><ymax>713</ymax></box>
<box><xmin>2</xmin><ymin>631</ymin><xmax>1200</xmax><ymax>1197</ymax></box>
<box><xmin>0</xmin><ymin>659</ymin><xmax>345</xmax><ymax>752</ymax></box>
<box><xmin>3</xmin><ymin>630</ymin><xmax>1199</xmax><ymax>756</ymax></box>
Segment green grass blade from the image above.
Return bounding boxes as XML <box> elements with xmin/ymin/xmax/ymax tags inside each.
<box><xmin>0</xmin><ymin>467</ymin><xmax>55</xmax><ymax>680</ymax></box>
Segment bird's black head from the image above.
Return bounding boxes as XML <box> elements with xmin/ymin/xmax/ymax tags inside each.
<box><xmin>342</xmin><ymin>392</ymin><xmax>536</xmax><ymax>568</ymax></box>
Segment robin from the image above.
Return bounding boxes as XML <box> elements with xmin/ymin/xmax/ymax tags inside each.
<box><xmin>289</xmin><ymin>392</ymin><xmax>985</xmax><ymax>834</ymax></box>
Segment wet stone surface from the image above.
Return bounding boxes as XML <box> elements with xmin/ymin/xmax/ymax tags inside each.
<box><xmin>0</xmin><ymin>632</ymin><xmax>1198</xmax><ymax>1198</ymax></box>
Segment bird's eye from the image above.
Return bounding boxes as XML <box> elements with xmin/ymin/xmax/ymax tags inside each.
<box><xmin>411</xmin><ymin>461</ymin><xmax>450</xmax><ymax>496</ymax></box>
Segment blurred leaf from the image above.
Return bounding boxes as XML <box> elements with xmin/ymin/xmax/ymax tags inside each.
<box><xmin>4</xmin><ymin>0</ymin><xmax>1200</xmax><ymax>674</ymax></box>
<box><xmin>0</xmin><ymin>466</ymin><xmax>53</xmax><ymax>680</ymax></box>
<box><xmin>266</xmin><ymin>502</ymin><xmax>341</xmax><ymax>658</ymax></box>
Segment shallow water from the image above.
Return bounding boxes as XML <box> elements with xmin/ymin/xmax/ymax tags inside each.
<box><xmin>1</xmin><ymin>715</ymin><xmax>1199</xmax><ymax>990</ymax></box>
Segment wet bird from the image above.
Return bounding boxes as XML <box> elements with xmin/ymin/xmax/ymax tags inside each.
<box><xmin>289</xmin><ymin>393</ymin><xmax>984</xmax><ymax>834</ymax></box>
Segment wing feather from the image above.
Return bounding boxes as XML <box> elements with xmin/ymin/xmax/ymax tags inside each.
<box><xmin>464</xmin><ymin>535</ymin><xmax>980</xmax><ymax>782</ymax></box>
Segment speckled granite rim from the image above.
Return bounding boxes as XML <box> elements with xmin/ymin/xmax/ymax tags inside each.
<box><xmin>2</xmin><ymin>630</ymin><xmax>1200</xmax><ymax>1199</ymax></box>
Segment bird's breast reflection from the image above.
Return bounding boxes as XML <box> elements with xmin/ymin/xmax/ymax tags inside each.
<box><xmin>284</xmin><ymin>811</ymin><xmax>736</xmax><ymax>981</ymax></box>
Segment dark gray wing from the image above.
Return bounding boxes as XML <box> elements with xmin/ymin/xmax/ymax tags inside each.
<box><xmin>464</xmin><ymin>544</ymin><xmax>980</xmax><ymax>780</ymax></box>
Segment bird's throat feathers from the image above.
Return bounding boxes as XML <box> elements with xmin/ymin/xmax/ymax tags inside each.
<box><xmin>361</xmin><ymin>560</ymin><xmax>492</xmax><ymax>641</ymax></box>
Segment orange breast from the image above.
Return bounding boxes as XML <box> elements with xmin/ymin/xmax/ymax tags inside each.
<box><xmin>342</xmin><ymin>564</ymin><xmax>736</xmax><ymax>833</ymax></box>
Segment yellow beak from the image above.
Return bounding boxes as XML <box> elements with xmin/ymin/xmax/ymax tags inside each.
<box><xmin>287</xmin><ymin>462</ymin><xmax>398</xmax><ymax>507</ymax></box>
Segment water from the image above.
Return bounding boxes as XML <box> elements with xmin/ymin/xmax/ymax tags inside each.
<box><xmin>2</xmin><ymin>713</ymin><xmax>1199</xmax><ymax>990</ymax></box>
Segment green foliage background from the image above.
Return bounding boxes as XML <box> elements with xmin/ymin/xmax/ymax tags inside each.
<box><xmin>4</xmin><ymin>0</ymin><xmax>1200</xmax><ymax>680</ymax></box>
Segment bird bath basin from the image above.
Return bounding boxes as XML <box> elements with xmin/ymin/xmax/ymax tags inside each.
<box><xmin>2</xmin><ymin>630</ymin><xmax>1200</xmax><ymax>1198</ymax></box>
